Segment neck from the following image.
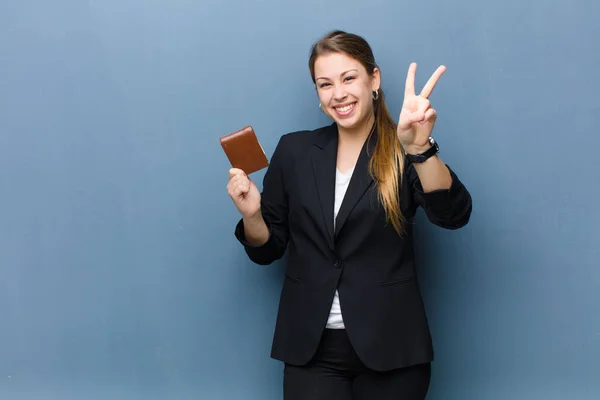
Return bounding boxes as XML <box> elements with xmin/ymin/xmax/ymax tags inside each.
<box><xmin>337</xmin><ymin>113</ymin><xmax>375</xmax><ymax>146</ymax></box>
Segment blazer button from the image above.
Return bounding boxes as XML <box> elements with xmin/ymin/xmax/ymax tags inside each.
<box><xmin>334</xmin><ymin>260</ymin><xmax>342</xmax><ymax>269</ymax></box>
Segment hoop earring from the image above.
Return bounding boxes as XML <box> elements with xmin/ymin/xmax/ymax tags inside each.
<box><xmin>372</xmin><ymin>90</ymin><xmax>379</xmax><ymax>100</ymax></box>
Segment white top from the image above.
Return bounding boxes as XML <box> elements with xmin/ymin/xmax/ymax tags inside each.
<box><xmin>325</xmin><ymin>166</ymin><xmax>354</xmax><ymax>329</ymax></box>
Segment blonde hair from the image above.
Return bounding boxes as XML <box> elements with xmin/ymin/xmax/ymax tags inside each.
<box><xmin>309</xmin><ymin>30</ymin><xmax>406</xmax><ymax>234</ymax></box>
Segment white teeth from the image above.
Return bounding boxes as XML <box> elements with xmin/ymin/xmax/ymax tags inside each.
<box><xmin>336</xmin><ymin>103</ymin><xmax>355</xmax><ymax>113</ymax></box>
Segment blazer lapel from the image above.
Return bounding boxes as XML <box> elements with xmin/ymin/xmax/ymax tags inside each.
<box><xmin>334</xmin><ymin>129</ymin><xmax>377</xmax><ymax>238</ymax></box>
<box><xmin>311</xmin><ymin>123</ymin><xmax>338</xmax><ymax>249</ymax></box>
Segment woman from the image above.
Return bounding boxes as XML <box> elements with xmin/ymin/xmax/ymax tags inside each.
<box><xmin>226</xmin><ymin>30</ymin><xmax>472</xmax><ymax>399</ymax></box>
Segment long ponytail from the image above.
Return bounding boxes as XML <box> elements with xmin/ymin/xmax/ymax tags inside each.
<box><xmin>369</xmin><ymin>88</ymin><xmax>406</xmax><ymax>235</ymax></box>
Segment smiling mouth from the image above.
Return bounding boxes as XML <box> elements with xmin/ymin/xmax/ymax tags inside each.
<box><xmin>333</xmin><ymin>102</ymin><xmax>356</xmax><ymax>116</ymax></box>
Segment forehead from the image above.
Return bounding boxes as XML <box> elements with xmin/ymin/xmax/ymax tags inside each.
<box><xmin>314</xmin><ymin>52</ymin><xmax>364</xmax><ymax>79</ymax></box>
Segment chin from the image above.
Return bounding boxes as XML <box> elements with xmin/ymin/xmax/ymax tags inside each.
<box><xmin>335</xmin><ymin>119</ymin><xmax>359</xmax><ymax>130</ymax></box>
<box><xmin>332</xmin><ymin>111</ymin><xmax>367</xmax><ymax>132</ymax></box>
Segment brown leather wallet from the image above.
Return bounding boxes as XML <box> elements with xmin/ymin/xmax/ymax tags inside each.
<box><xmin>219</xmin><ymin>126</ymin><xmax>269</xmax><ymax>174</ymax></box>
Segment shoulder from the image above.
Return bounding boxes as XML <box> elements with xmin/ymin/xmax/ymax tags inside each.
<box><xmin>266</xmin><ymin>125</ymin><xmax>331</xmax><ymax>178</ymax></box>
<box><xmin>278</xmin><ymin>124</ymin><xmax>330</xmax><ymax>147</ymax></box>
<box><xmin>273</xmin><ymin>124</ymin><xmax>332</xmax><ymax>155</ymax></box>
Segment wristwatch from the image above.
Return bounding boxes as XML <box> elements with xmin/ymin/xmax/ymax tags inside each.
<box><xmin>405</xmin><ymin>137</ymin><xmax>439</xmax><ymax>163</ymax></box>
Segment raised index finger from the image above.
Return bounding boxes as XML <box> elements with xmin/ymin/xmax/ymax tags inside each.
<box><xmin>404</xmin><ymin>62</ymin><xmax>417</xmax><ymax>98</ymax></box>
<box><xmin>419</xmin><ymin>65</ymin><xmax>446</xmax><ymax>99</ymax></box>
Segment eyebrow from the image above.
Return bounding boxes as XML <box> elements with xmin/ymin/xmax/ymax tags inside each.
<box><xmin>316</xmin><ymin>69</ymin><xmax>358</xmax><ymax>81</ymax></box>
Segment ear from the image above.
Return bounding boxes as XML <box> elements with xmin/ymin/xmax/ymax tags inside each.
<box><xmin>371</xmin><ymin>67</ymin><xmax>381</xmax><ymax>92</ymax></box>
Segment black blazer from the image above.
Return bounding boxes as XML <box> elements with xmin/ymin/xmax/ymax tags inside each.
<box><xmin>235</xmin><ymin>123</ymin><xmax>472</xmax><ymax>371</ymax></box>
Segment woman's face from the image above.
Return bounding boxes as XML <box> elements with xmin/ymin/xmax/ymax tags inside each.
<box><xmin>314</xmin><ymin>52</ymin><xmax>380</xmax><ymax>132</ymax></box>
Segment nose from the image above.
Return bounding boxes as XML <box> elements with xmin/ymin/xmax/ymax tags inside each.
<box><xmin>332</xmin><ymin>84</ymin><xmax>347</xmax><ymax>102</ymax></box>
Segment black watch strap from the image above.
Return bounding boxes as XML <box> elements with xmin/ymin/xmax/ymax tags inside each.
<box><xmin>405</xmin><ymin>137</ymin><xmax>439</xmax><ymax>163</ymax></box>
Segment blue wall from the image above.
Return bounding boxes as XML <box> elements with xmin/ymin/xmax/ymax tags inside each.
<box><xmin>1</xmin><ymin>0</ymin><xmax>598</xmax><ymax>398</ymax></box>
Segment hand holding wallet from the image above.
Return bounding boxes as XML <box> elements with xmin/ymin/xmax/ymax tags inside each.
<box><xmin>220</xmin><ymin>126</ymin><xmax>269</xmax><ymax>174</ymax></box>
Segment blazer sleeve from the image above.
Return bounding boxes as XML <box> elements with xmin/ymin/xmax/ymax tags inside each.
<box><xmin>406</xmin><ymin>162</ymin><xmax>472</xmax><ymax>230</ymax></box>
<box><xmin>234</xmin><ymin>135</ymin><xmax>290</xmax><ymax>265</ymax></box>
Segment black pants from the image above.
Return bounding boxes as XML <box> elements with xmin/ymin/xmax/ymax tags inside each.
<box><xmin>283</xmin><ymin>329</ymin><xmax>431</xmax><ymax>400</ymax></box>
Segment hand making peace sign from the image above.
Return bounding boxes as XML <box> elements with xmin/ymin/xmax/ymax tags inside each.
<box><xmin>397</xmin><ymin>62</ymin><xmax>446</xmax><ymax>154</ymax></box>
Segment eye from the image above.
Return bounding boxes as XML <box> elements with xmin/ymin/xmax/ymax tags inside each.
<box><xmin>344</xmin><ymin>76</ymin><xmax>356</xmax><ymax>82</ymax></box>
<box><xmin>318</xmin><ymin>82</ymin><xmax>331</xmax><ymax>88</ymax></box>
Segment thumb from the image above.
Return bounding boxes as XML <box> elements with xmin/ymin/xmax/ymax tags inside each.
<box><xmin>229</xmin><ymin>168</ymin><xmax>247</xmax><ymax>180</ymax></box>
